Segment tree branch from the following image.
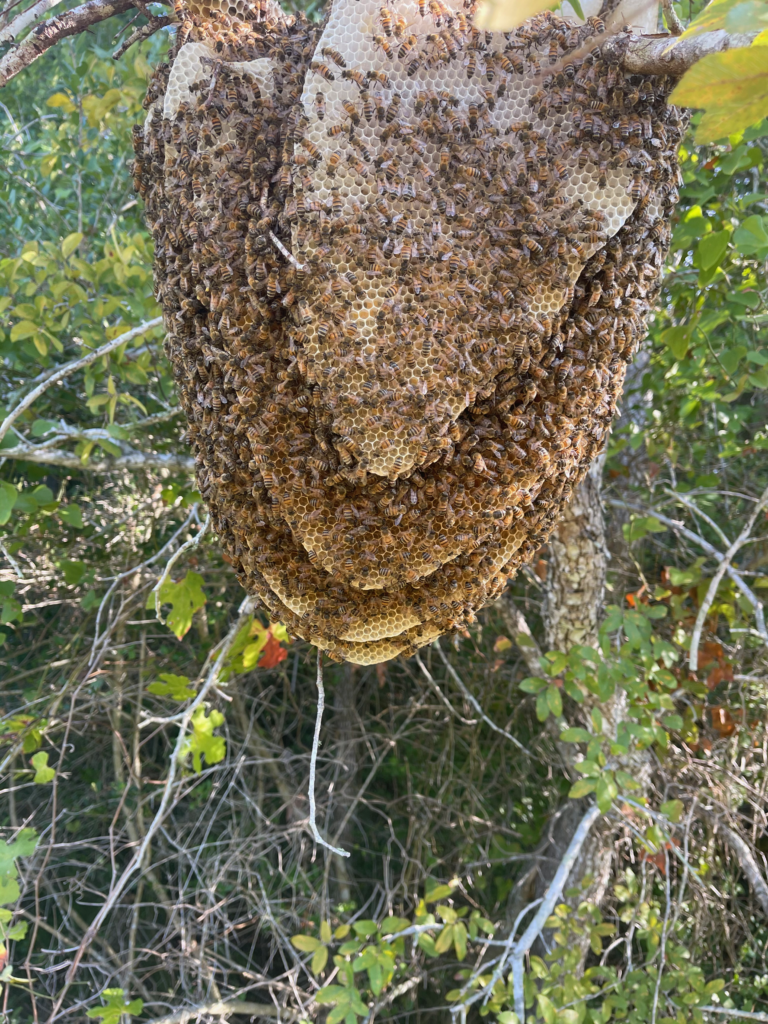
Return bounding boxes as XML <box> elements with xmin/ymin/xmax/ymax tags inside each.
<box><xmin>493</xmin><ymin>593</ymin><xmax>543</xmax><ymax>676</ymax></box>
<box><xmin>709</xmin><ymin>817</ymin><xmax>768</xmax><ymax>918</ymax></box>
<box><xmin>611</xmin><ymin>27</ymin><xmax>758</xmax><ymax>77</ymax></box>
<box><xmin>138</xmin><ymin>1000</ymin><xmax>300</xmax><ymax>1024</ymax></box>
<box><xmin>0</xmin><ymin>315</ymin><xmax>163</xmax><ymax>445</ymax></box>
<box><xmin>0</xmin><ymin>0</ymin><xmax>137</xmax><ymax>87</ymax></box>
<box><xmin>0</xmin><ymin>439</ymin><xmax>193</xmax><ymax>473</ymax></box>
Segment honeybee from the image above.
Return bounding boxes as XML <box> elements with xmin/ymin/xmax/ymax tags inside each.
<box><xmin>373</xmin><ymin>33</ymin><xmax>394</xmax><ymax>57</ymax></box>
<box><xmin>311</xmin><ymin>61</ymin><xmax>335</xmax><ymax>81</ymax></box>
<box><xmin>321</xmin><ymin>46</ymin><xmax>347</xmax><ymax>67</ymax></box>
<box><xmin>398</xmin><ymin>33</ymin><xmax>417</xmax><ymax>58</ymax></box>
<box><xmin>342</xmin><ymin>99</ymin><xmax>361</xmax><ymax>124</ymax></box>
<box><xmin>379</xmin><ymin>6</ymin><xmax>393</xmax><ymax>34</ymax></box>
<box><xmin>341</xmin><ymin>68</ymin><xmax>367</xmax><ymax>88</ymax></box>
<box><xmin>315</xmin><ymin>91</ymin><xmax>326</xmax><ymax>119</ymax></box>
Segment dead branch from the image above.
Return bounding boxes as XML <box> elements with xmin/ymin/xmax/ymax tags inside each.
<box><xmin>712</xmin><ymin>818</ymin><xmax>768</xmax><ymax>918</ymax></box>
<box><xmin>0</xmin><ymin>0</ymin><xmax>136</xmax><ymax>86</ymax></box>
<box><xmin>492</xmin><ymin>594</ymin><xmax>543</xmax><ymax>676</ymax></box>
<box><xmin>112</xmin><ymin>12</ymin><xmax>172</xmax><ymax>58</ymax></box>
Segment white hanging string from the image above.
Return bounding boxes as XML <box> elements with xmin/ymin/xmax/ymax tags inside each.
<box><xmin>308</xmin><ymin>649</ymin><xmax>350</xmax><ymax>858</ymax></box>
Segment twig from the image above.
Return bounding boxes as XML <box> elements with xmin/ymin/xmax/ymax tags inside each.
<box><xmin>660</xmin><ymin>0</ymin><xmax>684</xmax><ymax>35</ymax></box>
<box><xmin>414</xmin><ymin>653</ymin><xmax>479</xmax><ymax>726</ymax></box>
<box><xmin>607</xmin><ymin>500</ymin><xmax>767</xmax><ymax>648</ymax></box>
<box><xmin>650</xmin><ymin>846</ymin><xmax>671</xmax><ymax>1024</ymax></box>
<box><xmin>308</xmin><ymin>650</ymin><xmax>350</xmax><ymax>858</ymax></box>
<box><xmin>46</xmin><ymin>598</ymin><xmax>253</xmax><ymax>1023</ymax></box>
<box><xmin>689</xmin><ymin>482</ymin><xmax>768</xmax><ymax>671</ymax></box>
<box><xmin>492</xmin><ymin>595</ymin><xmax>542</xmax><ymax>676</ymax></box>
<box><xmin>711</xmin><ymin>818</ymin><xmax>768</xmax><ymax>917</ymax></box>
<box><xmin>112</xmin><ymin>14</ymin><xmax>172</xmax><ymax>59</ymax></box>
<box><xmin>151</xmin><ymin>514</ymin><xmax>210</xmax><ymax>623</ymax></box>
<box><xmin>269</xmin><ymin>230</ymin><xmax>305</xmax><ymax>271</ymax></box>
<box><xmin>433</xmin><ymin>639</ymin><xmax>530</xmax><ymax>754</ymax></box>
<box><xmin>0</xmin><ymin>316</ymin><xmax>163</xmax><ymax>445</ymax></box>
<box><xmin>700</xmin><ymin>1011</ymin><xmax>768</xmax><ymax>1022</ymax></box>
<box><xmin>142</xmin><ymin>1001</ymin><xmax>300</xmax><ymax>1024</ymax></box>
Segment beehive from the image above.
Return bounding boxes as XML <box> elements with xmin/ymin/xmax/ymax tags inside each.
<box><xmin>134</xmin><ymin>0</ymin><xmax>685</xmax><ymax>664</ymax></box>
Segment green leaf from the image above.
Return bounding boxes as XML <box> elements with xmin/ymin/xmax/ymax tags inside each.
<box><xmin>661</xmin><ymin>714</ymin><xmax>684</xmax><ymax>731</ymax></box>
<box><xmin>315</xmin><ymin>985</ymin><xmax>350</xmax><ymax>1005</ymax></box>
<box><xmin>434</xmin><ymin>923</ymin><xmax>454</xmax><ymax>954</ymax></box>
<box><xmin>320</xmin><ymin>920</ymin><xmax>332</xmax><ymax>944</ymax></box>
<box><xmin>697</xmin><ymin>230</ymin><xmax>731</xmax><ymax>272</ymax></box>
<box><xmin>291</xmin><ymin>935</ymin><xmax>322</xmax><ymax>953</ymax></box>
<box><xmin>425</xmin><ymin>882</ymin><xmax>455</xmax><ymax>902</ymax></box>
<box><xmin>660</xmin><ymin>799</ymin><xmax>685</xmax><ymax>824</ymax></box>
<box><xmin>569</xmin><ymin>778</ymin><xmax>597</xmax><ymax>799</ymax></box>
<box><xmin>519</xmin><ymin>676</ymin><xmax>548</xmax><ymax>693</ymax></box>
<box><xmin>417</xmin><ymin>933</ymin><xmax>438</xmax><ymax>956</ymax></box>
<box><xmin>149</xmin><ymin>571</ymin><xmax>206</xmax><ymax>640</ymax></box>
<box><xmin>560</xmin><ymin>727</ymin><xmax>592</xmax><ymax>743</ymax></box>
<box><xmin>380</xmin><ymin>916</ymin><xmax>410</xmax><ymax>935</ymax></box>
<box><xmin>0</xmin><ymin>483</ymin><xmax>17</xmax><ymax>526</ymax></box>
<box><xmin>670</xmin><ymin>48</ymin><xmax>768</xmax><ymax>143</ymax></box>
<box><xmin>181</xmin><ymin>706</ymin><xmax>226</xmax><ymax>773</ymax></box>
<box><xmin>546</xmin><ymin>685</ymin><xmax>562</xmax><ymax>718</ymax></box>
<box><xmin>85</xmin><ymin>990</ymin><xmax>143</xmax><ymax>1024</ymax></box>
<box><xmin>596</xmin><ymin>772</ymin><xmax>618</xmax><ymax>813</ymax></box>
<box><xmin>537</xmin><ymin>993</ymin><xmax>557</xmax><ymax>1024</ymax></box>
<box><xmin>31</xmin><ymin>751</ymin><xmax>55</xmax><ymax>784</ymax></box>
<box><xmin>10</xmin><ymin>320</ymin><xmax>38</xmax><ymax>342</ymax></box>
<box><xmin>58</xmin><ymin>503</ymin><xmax>84</xmax><ymax>528</ymax></box>
<box><xmin>60</xmin><ymin>560</ymin><xmax>86</xmax><ymax>586</ymax></box>
<box><xmin>311</xmin><ymin>944</ymin><xmax>329</xmax><ymax>975</ymax></box>
<box><xmin>536</xmin><ymin>688</ymin><xmax>550</xmax><ymax>722</ymax></box>
<box><xmin>61</xmin><ymin>232</ymin><xmax>84</xmax><ymax>258</ymax></box>
<box><xmin>147</xmin><ymin>673</ymin><xmax>197</xmax><ymax>701</ymax></box>
<box><xmin>453</xmin><ymin>921</ymin><xmax>467</xmax><ymax>961</ymax></box>
<box><xmin>351</xmin><ymin>919</ymin><xmax>377</xmax><ymax>938</ymax></box>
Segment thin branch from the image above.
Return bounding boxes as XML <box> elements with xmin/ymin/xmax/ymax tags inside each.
<box><xmin>712</xmin><ymin>818</ymin><xmax>768</xmax><ymax>918</ymax></box>
<box><xmin>491</xmin><ymin>594</ymin><xmax>542</xmax><ymax>675</ymax></box>
<box><xmin>689</xmin><ymin>482</ymin><xmax>768</xmax><ymax>671</ymax></box>
<box><xmin>142</xmin><ymin>1002</ymin><xmax>300</xmax><ymax>1024</ymax></box>
<box><xmin>660</xmin><ymin>0</ymin><xmax>684</xmax><ymax>35</ymax></box>
<box><xmin>0</xmin><ymin>316</ymin><xmax>163</xmax><ymax>445</ymax></box>
<box><xmin>700</xmin><ymin>1011</ymin><xmax>768</xmax><ymax>1022</ymax></box>
<box><xmin>308</xmin><ymin>649</ymin><xmax>350</xmax><ymax>858</ymax></box>
<box><xmin>432</xmin><ymin>639</ymin><xmax>530</xmax><ymax>754</ymax></box>
<box><xmin>46</xmin><ymin>599</ymin><xmax>254</xmax><ymax>1023</ymax></box>
<box><xmin>0</xmin><ymin>440</ymin><xmax>193</xmax><ymax>473</ymax></box>
<box><xmin>607</xmin><ymin>499</ymin><xmax>767</xmax><ymax>648</ymax></box>
<box><xmin>112</xmin><ymin>13</ymin><xmax>172</xmax><ymax>59</ymax></box>
<box><xmin>414</xmin><ymin>652</ymin><xmax>480</xmax><ymax>726</ymax></box>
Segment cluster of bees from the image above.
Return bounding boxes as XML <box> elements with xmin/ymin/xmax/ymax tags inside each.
<box><xmin>135</xmin><ymin>0</ymin><xmax>685</xmax><ymax>663</ymax></box>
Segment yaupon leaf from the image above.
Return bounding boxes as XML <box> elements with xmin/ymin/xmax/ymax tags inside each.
<box><xmin>670</xmin><ymin>48</ymin><xmax>768</xmax><ymax>143</ymax></box>
<box><xmin>290</xmin><ymin>935</ymin><xmax>322</xmax><ymax>953</ymax></box>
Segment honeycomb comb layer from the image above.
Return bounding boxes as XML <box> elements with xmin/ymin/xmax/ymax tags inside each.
<box><xmin>134</xmin><ymin>0</ymin><xmax>685</xmax><ymax>663</ymax></box>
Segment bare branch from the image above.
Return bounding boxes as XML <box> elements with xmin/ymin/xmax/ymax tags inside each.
<box><xmin>0</xmin><ymin>316</ymin><xmax>163</xmax><ymax>444</ymax></box>
<box><xmin>688</xmin><ymin>482</ymin><xmax>768</xmax><ymax>671</ymax></box>
<box><xmin>112</xmin><ymin>12</ymin><xmax>172</xmax><ymax>59</ymax></box>
<box><xmin>711</xmin><ymin>818</ymin><xmax>768</xmax><ymax>918</ymax></box>
<box><xmin>308</xmin><ymin>649</ymin><xmax>351</xmax><ymax>858</ymax></box>
<box><xmin>143</xmin><ymin>1001</ymin><xmax>300</xmax><ymax>1024</ymax></box>
<box><xmin>47</xmin><ymin>598</ymin><xmax>255</xmax><ymax>1022</ymax></box>
<box><xmin>0</xmin><ymin>439</ymin><xmax>193</xmax><ymax>474</ymax></box>
<box><xmin>700</xmin><ymin>1010</ymin><xmax>768</xmax><ymax>1022</ymax></box>
<box><xmin>607</xmin><ymin>499</ymin><xmax>768</xmax><ymax>649</ymax></box>
<box><xmin>492</xmin><ymin>594</ymin><xmax>543</xmax><ymax>675</ymax></box>
<box><xmin>432</xmin><ymin>639</ymin><xmax>530</xmax><ymax>754</ymax></box>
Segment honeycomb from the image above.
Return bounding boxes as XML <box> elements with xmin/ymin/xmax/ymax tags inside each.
<box><xmin>134</xmin><ymin>0</ymin><xmax>686</xmax><ymax>664</ymax></box>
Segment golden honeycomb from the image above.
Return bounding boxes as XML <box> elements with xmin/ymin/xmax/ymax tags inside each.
<box><xmin>134</xmin><ymin>0</ymin><xmax>685</xmax><ymax>663</ymax></box>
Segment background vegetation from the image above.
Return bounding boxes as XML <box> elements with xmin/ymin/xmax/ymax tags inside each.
<box><xmin>0</xmin><ymin>2</ymin><xmax>768</xmax><ymax>1022</ymax></box>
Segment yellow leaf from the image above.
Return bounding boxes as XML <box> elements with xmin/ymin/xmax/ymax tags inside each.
<box><xmin>46</xmin><ymin>92</ymin><xmax>76</xmax><ymax>112</ymax></box>
<box><xmin>311</xmin><ymin>945</ymin><xmax>329</xmax><ymax>975</ymax></box>
<box><xmin>320</xmin><ymin>920</ymin><xmax>332</xmax><ymax>944</ymax></box>
<box><xmin>474</xmin><ymin>0</ymin><xmax>554</xmax><ymax>31</ymax></box>
<box><xmin>670</xmin><ymin>47</ymin><xmax>768</xmax><ymax>142</ymax></box>
<box><xmin>61</xmin><ymin>233</ymin><xmax>84</xmax><ymax>258</ymax></box>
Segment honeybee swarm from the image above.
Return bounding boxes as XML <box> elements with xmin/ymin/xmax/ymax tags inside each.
<box><xmin>135</xmin><ymin>0</ymin><xmax>685</xmax><ymax>664</ymax></box>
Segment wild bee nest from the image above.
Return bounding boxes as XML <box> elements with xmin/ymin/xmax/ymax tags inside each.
<box><xmin>135</xmin><ymin>0</ymin><xmax>685</xmax><ymax>664</ymax></box>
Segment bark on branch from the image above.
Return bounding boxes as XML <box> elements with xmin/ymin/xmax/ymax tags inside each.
<box><xmin>0</xmin><ymin>441</ymin><xmax>194</xmax><ymax>473</ymax></box>
<box><xmin>0</xmin><ymin>0</ymin><xmax>136</xmax><ymax>87</ymax></box>
<box><xmin>610</xmin><ymin>27</ymin><xmax>758</xmax><ymax>77</ymax></box>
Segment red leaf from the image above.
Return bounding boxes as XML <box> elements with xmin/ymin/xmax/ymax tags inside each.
<box><xmin>258</xmin><ymin>632</ymin><xmax>288</xmax><ymax>669</ymax></box>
